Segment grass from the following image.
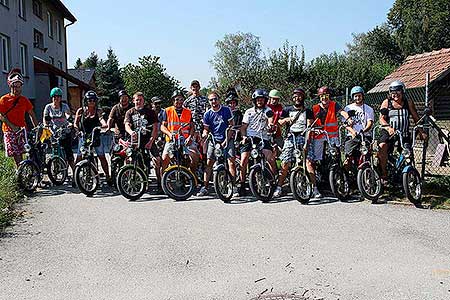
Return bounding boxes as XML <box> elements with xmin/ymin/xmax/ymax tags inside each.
<box><xmin>0</xmin><ymin>149</ymin><xmax>22</xmax><ymax>230</ymax></box>
<box><xmin>422</xmin><ymin>176</ymin><xmax>450</xmax><ymax>209</ymax></box>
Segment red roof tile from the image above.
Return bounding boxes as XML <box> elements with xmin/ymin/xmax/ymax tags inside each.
<box><xmin>368</xmin><ymin>48</ymin><xmax>450</xmax><ymax>93</ymax></box>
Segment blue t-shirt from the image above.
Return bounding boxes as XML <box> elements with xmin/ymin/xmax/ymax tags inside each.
<box><xmin>203</xmin><ymin>105</ymin><xmax>233</xmax><ymax>142</ymax></box>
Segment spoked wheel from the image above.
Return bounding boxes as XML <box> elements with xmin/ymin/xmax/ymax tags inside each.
<box><xmin>403</xmin><ymin>168</ymin><xmax>422</xmax><ymax>205</ymax></box>
<box><xmin>111</xmin><ymin>159</ymin><xmax>124</xmax><ymax>189</ymax></box>
<box><xmin>290</xmin><ymin>168</ymin><xmax>312</xmax><ymax>204</ymax></box>
<box><xmin>329</xmin><ymin>168</ymin><xmax>350</xmax><ymax>201</ymax></box>
<box><xmin>116</xmin><ymin>165</ymin><xmax>147</xmax><ymax>201</ymax></box>
<box><xmin>74</xmin><ymin>161</ymin><xmax>99</xmax><ymax>196</ymax></box>
<box><xmin>17</xmin><ymin>161</ymin><xmax>40</xmax><ymax>192</ymax></box>
<box><xmin>162</xmin><ymin>166</ymin><xmax>196</xmax><ymax>201</ymax></box>
<box><xmin>47</xmin><ymin>156</ymin><xmax>68</xmax><ymax>186</ymax></box>
<box><xmin>213</xmin><ymin>168</ymin><xmax>234</xmax><ymax>203</ymax></box>
<box><xmin>249</xmin><ymin>167</ymin><xmax>275</xmax><ymax>203</ymax></box>
<box><xmin>357</xmin><ymin>165</ymin><xmax>382</xmax><ymax>202</ymax></box>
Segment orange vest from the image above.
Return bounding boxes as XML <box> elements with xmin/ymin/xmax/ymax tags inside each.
<box><xmin>312</xmin><ymin>101</ymin><xmax>338</xmax><ymax>139</ymax></box>
<box><xmin>165</xmin><ymin>106</ymin><xmax>192</xmax><ymax>142</ymax></box>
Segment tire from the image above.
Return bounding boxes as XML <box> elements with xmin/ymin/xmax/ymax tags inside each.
<box><xmin>249</xmin><ymin>167</ymin><xmax>275</xmax><ymax>203</ymax></box>
<box><xmin>111</xmin><ymin>158</ymin><xmax>124</xmax><ymax>189</ymax></box>
<box><xmin>403</xmin><ymin>168</ymin><xmax>422</xmax><ymax>204</ymax></box>
<box><xmin>47</xmin><ymin>156</ymin><xmax>68</xmax><ymax>186</ymax></box>
<box><xmin>74</xmin><ymin>161</ymin><xmax>99</xmax><ymax>196</ymax></box>
<box><xmin>17</xmin><ymin>161</ymin><xmax>40</xmax><ymax>192</ymax></box>
<box><xmin>213</xmin><ymin>168</ymin><xmax>234</xmax><ymax>203</ymax></box>
<box><xmin>162</xmin><ymin>166</ymin><xmax>196</xmax><ymax>201</ymax></box>
<box><xmin>290</xmin><ymin>168</ymin><xmax>312</xmax><ymax>204</ymax></box>
<box><xmin>116</xmin><ymin>165</ymin><xmax>147</xmax><ymax>201</ymax></box>
<box><xmin>357</xmin><ymin>165</ymin><xmax>382</xmax><ymax>202</ymax></box>
<box><xmin>329</xmin><ymin>168</ymin><xmax>350</xmax><ymax>201</ymax></box>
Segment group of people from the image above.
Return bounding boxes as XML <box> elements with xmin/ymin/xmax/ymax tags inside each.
<box><xmin>0</xmin><ymin>68</ymin><xmax>426</xmax><ymax>200</ymax></box>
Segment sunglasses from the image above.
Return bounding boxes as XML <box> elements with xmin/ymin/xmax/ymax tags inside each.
<box><xmin>174</xmin><ymin>97</ymin><xmax>184</xmax><ymax>102</ymax></box>
<box><xmin>319</xmin><ymin>94</ymin><xmax>330</xmax><ymax>100</ymax></box>
<box><xmin>208</xmin><ymin>97</ymin><xmax>219</xmax><ymax>102</ymax></box>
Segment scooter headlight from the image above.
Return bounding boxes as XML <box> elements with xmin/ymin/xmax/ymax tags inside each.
<box><xmin>24</xmin><ymin>143</ymin><xmax>31</xmax><ymax>152</ymax></box>
<box><xmin>126</xmin><ymin>148</ymin><xmax>133</xmax><ymax>157</ymax></box>
<box><xmin>80</xmin><ymin>146</ymin><xmax>87</xmax><ymax>156</ymax></box>
<box><xmin>294</xmin><ymin>149</ymin><xmax>302</xmax><ymax>158</ymax></box>
<box><xmin>361</xmin><ymin>146</ymin><xmax>369</xmax><ymax>156</ymax></box>
<box><xmin>214</xmin><ymin>145</ymin><xmax>223</xmax><ymax>158</ymax></box>
<box><xmin>329</xmin><ymin>147</ymin><xmax>338</xmax><ymax>157</ymax></box>
<box><xmin>113</xmin><ymin>144</ymin><xmax>121</xmax><ymax>152</ymax></box>
<box><xmin>402</xmin><ymin>148</ymin><xmax>411</xmax><ymax>158</ymax></box>
<box><xmin>251</xmin><ymin>149</ymin><xmax>259</xmax><ymax>159</ymax></box>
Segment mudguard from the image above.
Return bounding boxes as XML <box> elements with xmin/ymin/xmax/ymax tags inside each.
<box><xmin>402</xmin><ymin>165</ymin><xmax>416</xmax><ymax>174</ymax></box>
<box><xmin>249</xmin><ymin>163</ymin><xmax>262</xmax><ymax>172</ymax></box>
<box><xmin>75</xmin><ymin>159</ymin><xmax>99</xmax><ymax>176</ymax></box>
<box><xmin>163</xmin><ymin>165</ymin><xmax>197</xmax><ymax>185</ymax></box>
<box><xmin>358</xmin><ymin>161</ymin><xmax>371</xmax><ymax>170</ymax></box>
<box><xmin>213</xmin><ymin>164</ymin><xmax>226</xmax><ymax>173</ymax></box>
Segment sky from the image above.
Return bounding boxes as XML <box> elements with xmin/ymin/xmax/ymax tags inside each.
<box><xmin>64</xmin><ymin>0</ymin><xmax>395</xmax><ymax>89</ymax></box>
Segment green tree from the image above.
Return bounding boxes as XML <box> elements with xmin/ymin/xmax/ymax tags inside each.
<box><xmin>121</xmin><ymin>55</ymin><xmax>179</xmax><ymax>107</ymax></box>
<box><xmin>96</xmin><ymin>48</ymin><xmax>124</xmax><ymax>107</ymax></box>
<box><xmin>74</xmin><ymin>58</ymin><xmax>83</xmax><ymax>69</ymax></box>
<box><xmin>82</xmin><ymin>51</ymin><xmax>99</xmax><ymax>69</ymax></box>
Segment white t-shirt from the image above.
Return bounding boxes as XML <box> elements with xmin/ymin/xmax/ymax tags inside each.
<box><xmin>344</xmin><ymin>103</ymin><xmax>374</xmax><ymax>136</ymax></box>
<box><xmin>242</xmin><ymin>106</ymin><xmax>273</xmax><ymax>140</ymax></box>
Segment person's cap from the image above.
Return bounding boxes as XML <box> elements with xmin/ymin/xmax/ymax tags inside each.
<box><xmin>190</xmin><ymin>80</ymin><xmax>200</xmax><ymax>87</ymax></box>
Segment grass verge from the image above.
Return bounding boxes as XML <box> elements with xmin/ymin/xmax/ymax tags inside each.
<box><xmin>0</xmin><ymin>150</ymin><xmax>22</xmax><ymax>230</ymax></box>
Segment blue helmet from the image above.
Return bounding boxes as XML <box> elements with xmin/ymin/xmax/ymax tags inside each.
<box><xmin>350</xmin><ymin>86</ymin><xmax>364</xmax><ymax>99</ymax></box>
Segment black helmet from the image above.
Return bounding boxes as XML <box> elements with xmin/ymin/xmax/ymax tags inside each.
<box><xmin>84</xmin><ymin>90</ymin><xmax>98</xmax><ymax>101</ymax></box>
<box><xmin>293</xmin><ymin>87</ymin><xmax>306</xmax><ymax>98</ymax></box>
<box><xmin>118</xmin><ymin>90</ymin><xmax>128</xmax><ymax>97</ymax></box>
<box><xmin>225</xmin><ymin>89</ymin><xmax>239</xmax><ymax>104</ymax></box>
<box><xmin>171</xmin><ymin>90</ymin><xmax>185</xmax><ymax>100</ymax></box>
<box><xmin>389</xmin><ymin>80</ymin><xmax>406</xmax><ymax>94</ymax></box>
<box><xmin>251</xmin><ymin>89</ymin><xmax>268</xmax><ymax>106</ymax></box>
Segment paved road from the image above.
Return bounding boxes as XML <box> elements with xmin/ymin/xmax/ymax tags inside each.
<box><xmin>1</xmin><ymin>184</ymin><xmax>450</xmax><ymax>300</ymax></box>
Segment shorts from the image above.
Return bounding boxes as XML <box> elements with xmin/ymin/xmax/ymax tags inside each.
<box><xmin>61</xmin><ymin>135</ymin><xmax>74</xmax><ymax>161</ymax></box>
<box><xmin>77</xmin><ymin>137</ymin><xmax>106</xmax><ymax>156</ymax></box>
<box><xmin>279</xmin><ymin>134</ymin><xmax>305</xmax><ymax>163</ymax></box>
<box><xmin>100</xmin><ymin>133</ymin><xmax>112</xmax><ymax>155</ymax></box>
<box><xmin>240</xmin><ymin>136</ymin><xmax>272</xmax><ymax>153</ymax></box>
<box><xmin>162</xmin><ymin>140</ymin><xmax>199</xmax><ymax>157</ymax></box>
<box><xmin>307</xmin><ymin>136</ymin><xmax>340</xmax><ymax>161</ymax></box>
<box><xmin>3</xmin><ymin>130</ymin><xmax>25</xmax><ymax>157</ymax></box>
<box><xmin>206</xmin><ymin>140</ymin><xmax>235</xmax><ymax>160</ymax></box>
<box><xmin>379</xmin><ymin>129</ymin><xmax>411</xmax><ymax>148</ymax></box>
<box><xmin>273</xmin><ymin>136</ymin><xmax>284</xmax><ymax>150</ymax></box>
<box><xmin>344</xmin><ymin>135</ymin><xmax>372</xmax><ymax>156</ymax></box>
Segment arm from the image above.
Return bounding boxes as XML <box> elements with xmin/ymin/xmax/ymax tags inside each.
<box><xmin>408</xmin><ymin>100</ymin><xmax>426</xmax><ymax>139</ymax></box>
<box><xmin>74</xmin><ymin>108</ymin><xmax>82</xmax><ymax>130</ymax></box>
<box><xmin>240</xmin><ymin>123</ymin><xmax>249</xmax><ymax>141</ymax></box>
<box><xmin>160</xmin><ymin>121</ymin><xmax>172</xmax><ymax>140</ymax></box>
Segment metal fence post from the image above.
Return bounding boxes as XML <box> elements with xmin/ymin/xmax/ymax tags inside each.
<box><xmin>421</xmin><ymin>73</ymin><xmax>430</xmax><ymax>179</ymax></box>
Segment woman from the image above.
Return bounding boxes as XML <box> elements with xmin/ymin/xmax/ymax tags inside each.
<box><xmin>74</xmin><ymin>90</ymin><xmax>112</xmax><ymax>186</ymax></box>
<box><xmin>43</xmin><ymin>87</ymin><xmax>75</xmax><ymax>180</ymax></box>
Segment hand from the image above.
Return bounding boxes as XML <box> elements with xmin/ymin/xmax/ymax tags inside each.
<box><xmin>185</xmin><ymin>135</ymin><xmax>192</xmax><ymax>145</ymax></box>
<box><xmin>420</xmin><ymin>131</ymin><xmax>428</xmax><ymax>141</ymax></box>
<box><xmin>347</xmin><ymin>118</ymin><xmax>354</xmax><ymax>126</ymax></box>
<box><xmin>131</xmin><ymin>131</ymin><xmax>137</xmax><ymax>142</ymax></box>
<box><xmin>351</xmin><ymin>131</ymin><xmax>357</xmax><ymax>139</ymax></box>
<box><xmin>241</xmin><ymin>136</ymin><xmax>248</xmax><ymax>144</ymax></box>
<box><xmin>388</xmin><ymin>127</ymin><xmax>395</xmax><ymax>136</ymax></box>
<box><xmin>145</xmin><ymin>140</ymin><xmax>153</xmax><ymax>149</ymax></box>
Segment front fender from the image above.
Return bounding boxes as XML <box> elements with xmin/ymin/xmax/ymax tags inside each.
<box><xmin>75</xmin><ymin>159</ymin><xmax>98</xmax><ymax>175</ymax></box>
<box><xmin>163</xmin><ymin>165</ymin><xmax>198</xmax><ymax>186</ymax></box>
<box><xmin>402</xmin><ymin>165</ymin><xmax>417</xmax><ymax>174</ymax></box>
<box><xmin>358</xmin><ymin>161</ymin><xmax>371</xmax><ymax>170</ymax></box>
<box><xmin>213</xmin><ymin>164</ymin><xmax>226</xmax><ymax>173</ymax></box>
<box><xmin>250</xmin><ymin>163</ymin><xmax>262</xmax><ymax>172</ymax></box>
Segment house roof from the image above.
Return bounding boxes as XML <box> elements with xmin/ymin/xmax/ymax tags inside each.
<box><xmin>67</xmin><ymin>69</ymin><xmax>95</xmax><ymax>88</ymax></box>
<box><xmin>50</xmin><ymin>0</ymin><xmax>77</xmax><ymax>23</ymax></box>
<box><xmin>368</xmin><ymin>48</ymin><xmax>450</xmax><ymax>94</ymax></box>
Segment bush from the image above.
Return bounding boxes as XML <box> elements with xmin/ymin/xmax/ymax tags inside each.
<box><xmin>0</xmin><ymin>152</ymin><xmax>21</xmax><ymax>229</ymax></box>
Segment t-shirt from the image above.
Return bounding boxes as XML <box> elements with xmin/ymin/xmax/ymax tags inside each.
<box><xmin>268</xmin><ymin>103</ymin><xmax>283</xmax><ymax>138</ymax></box>
<box><xmin>231</xmin><ymin>109</ymin><xmax>243</xmax><ymax>126</ymax></box>
<box><xmin>316</xmin><ymin>102</ymin><xmax>342</xmax><ymax>124</ymax></box>
<box><xmin>242</xmin><ymin>106</ymin><xmax>273</xmax><ymax>140</ymax></box>
<box><xmin>108</xmin><ymin>103</ymin><xmax>130</xmax><ymax>136</ymax></box>
<box><xmin>203</xmin><ymin>105</ymin><xmax>233</xmax><ymax>142</ymax></box>
<box><xmin>344</xmin><ymin>103</ymin><xmax>374</xmax><ymax>136</ymax></box>
<box><xmin>125</xmin><ymin>107</ymin><xmax>158</xmax><ymax>147</ymax></box>
<box><xmin>183</xmin><ymin>95</ymin><xmax>209</xmax><ymax>130</ymax></box>
<box><xmin>44</xmin><ymin>103</ymin><xmax>70</xmax><ymax>129</ymax></box>
<box><xmin>280</xmin><ymin>106</ymin><xmax>314</xmax><ymax>134</ymax></box>
<box><xmin>0</xmin><ymin>94</ymin><xmax>33</xmax><ymax>132</ymax></box>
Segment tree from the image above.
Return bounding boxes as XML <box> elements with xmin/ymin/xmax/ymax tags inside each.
<box><xmin>121</xmin><ymin>55</ymin><xmax>179</xmax><ymax>107</ymax></box>
<box><xmin>96</xmin><ymin>48</ymin><xmax>124</xmax><ymax>107</ymax></box>
<box><xmin>388</xmin><ymin>0</ymin><xmax>450</xmax><ymax>56</ymax></box>
<box><xmin>82</xmin><ymin>51</ymin><xmax>99</xmax><ymax>69</ymax></box>
<box><xmin>74</xmin><ymin>58</ymin><xmax>83</xmax><ymax>69</ymax></box>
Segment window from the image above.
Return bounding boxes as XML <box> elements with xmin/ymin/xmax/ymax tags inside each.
<box><xmin>0</xmin><ymin>34</ymin><xmax>11</xmax><ymax>72</ymax></box>
<box><xmin>20</xmin><ymin>43</ymin><xmax>28</xmax><ymax>76</ymax></box>
<box><xmin>58</xmin><ymin>61</ymin><xmax>63</xmax><ymax>86</ymax></box>
<box><xmin>49</xmin><ymin>56</ymin><xmax>54</xmax><ymax>65</ymax></box>
<box><xmin>18</xmin><ymin>0</ymin><xmax>26</xmax><ymax>19</ymax></box>
<box><xmin>32</xmin><ymin>0</ymin><xmax>42</xmax><ymax>19</ymax></box>
<box><xmin>33</xmin><ymin>29</ymin><xmax>44</xmax><ymax>49</ymax></box>
<box><xmin>0</xmin><ymin>0</ymin><xmax>9</xmax><ymax>8</ymax></box>
<box><xmin>47</xmin><ymin>11</ymin><xmax>53</xmax><ymax>38</ymax></box>
<box><xmin>56</xmin><ymin>20</ymin><xmax>62</xmax><ymax>43</ymax></box>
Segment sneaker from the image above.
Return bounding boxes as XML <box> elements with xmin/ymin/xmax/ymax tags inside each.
<box><xmin>196</xmin><ymin>186</ymin><xmax>209</xmax><ymax>197</ymax></box>
<box><xmin>238</xmin><ymin>183</ymin><xmax>246</xmax><ymax>197</ymax></box>
<box><xmin>274</xmin><ymin>186</ymin><xmax>283</xmax><ymax>198</ymax></box>
<box><xmin>312</xmin><ymin>187</ymin><xmax>322</xmax><ymax>198</ymax></box>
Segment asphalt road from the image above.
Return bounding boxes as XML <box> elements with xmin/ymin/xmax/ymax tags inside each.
<box><xmin>1</xmin><ymin>183</ymin><xmax>450</xmax><ymax>300</ymax></box>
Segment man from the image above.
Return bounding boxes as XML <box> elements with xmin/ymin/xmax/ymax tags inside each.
<box><xmin>378</xmin><ymin>80</ymin><xmax>425</xmax><ymax>182</ymax></box>
<box><xmin>268</xmin><ymin>89</ymin><xmax>284</xmax><ymax>151</ymax></box>
<box><xmin>274</xmin><ymin>88</ymin><xmax>313</xmax><ymax>197</ymax></box>
<box><xmin>307</xmin><ymin>86</ymin><xmax>352</xmax><ymax>198</ymax></box>
<box><xmin>343</xmin><ymin>86</ymin><xmax>374</xmax><ymax>168</ymax></box>
<box><xmin>183</xmin><ymin>80</ymin><xmax>209</xmax><ymax>134</ymax></box>
<box><xmin>107</xmin><ymin>90</ymin><xmax>130</xmax><ymax>138</ymax></box>
<box><xmin>124</xmin><ymin>92</ymin><xmax>162</xmax><ymax>192</ymax></box>
<box><xmin>160</xmin><ymin>90</ymin><xmax>198</xmax><ymax>172</ymax></box>
<box><xmin>225</xmin><ymin>89</ymin><xmax>243</xmax><ymax>127</ymax></box>
<box><xmin>197</xmin><ymin>91</ymin><xmax>235</xmax><ymax>196</ymax></box>
<box><xmin>151</xmin><ymin>96</ymin><xmax>166</xmax><ymax>154</ymax></box>
<box><xmin>0</xmin><ymin>68</ymin><xmax>38</xmax><ymax>166</ymax></box>
<box><xmin>238</xmin><ymin>89</ymin><xmax>275</xmax><ymax>196</ymax></box>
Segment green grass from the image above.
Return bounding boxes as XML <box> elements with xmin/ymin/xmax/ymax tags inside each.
<box><xmin>422</xmin><ymin>176</ymin><xmax>450</xmax><ymax>209</ymax></box>
<box><xmin>0</xmin><ymin>150</ymin><xmax>22</xmax><ymax>230</ymax></box>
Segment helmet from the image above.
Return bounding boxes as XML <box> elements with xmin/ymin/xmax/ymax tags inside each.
<box><xmin>84</xmin><ymin>90</ymin><xmax>98</xmax><ymax>102</ymax></box>
<box><xmin>350</xmin><ymin>86</ymin><xmax>364</xmax><ymax>99</ymax></box>
<box><xmin>292</xmin><ymin>87</ymin><xmax>306</xmax><ymax>98</ymax></box>
<box><xmin>252</xmin><ymin>89</ymin><xmax>268</xmax><ymax>106</ymax></box>
<box><xmin>151</xmin><ymin>96</ymin><xmax>162</xmax><ymax>104</ymax></box>
<box><xmin>317</xmin><ymin>86</ymin><xmax>330</xmax><ymax>96</ymax></box>
<box><xmin>50</xmin><ymin>87</ymin><xmax>63</xmax><ymax>98</ymax></box>
<box><xmin>269</xmin><ymin>89</ymin><xmax>281</xmax><ymax>98</ymax></box>
<box><xmin>118</xmin><ymin>90</ymin><xmax>128</xmax><ymax>97</ymax></box>
<box><xmin>389</xmin><ymin>80</ymin><xmax>406</xmax><ymax>94</ymax></box>
<box><xmin>225</xmin><ymin>94</ymin><xmax>238</xmax><ymax>104</ymax></box>
<box><xmin>171</xmin><ymin>90</ymin><xmax>185</xmax><ymax>100</ymax></box>
<box><xmin>7</xmin><ymin>68</ymin><xmax>24</xmax><ymax>86</ymax></box>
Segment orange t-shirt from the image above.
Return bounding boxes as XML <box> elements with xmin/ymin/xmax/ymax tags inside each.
<box><xmin>0</xmin><ymin>94</ymin><xmax>33</xmax><ymax>132</ymax></box>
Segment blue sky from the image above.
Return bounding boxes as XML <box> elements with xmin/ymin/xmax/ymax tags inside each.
<box><xmin>65</xmin><ymin>0</ymin><xmax>395</xmax><ymax>88</ymax></box>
